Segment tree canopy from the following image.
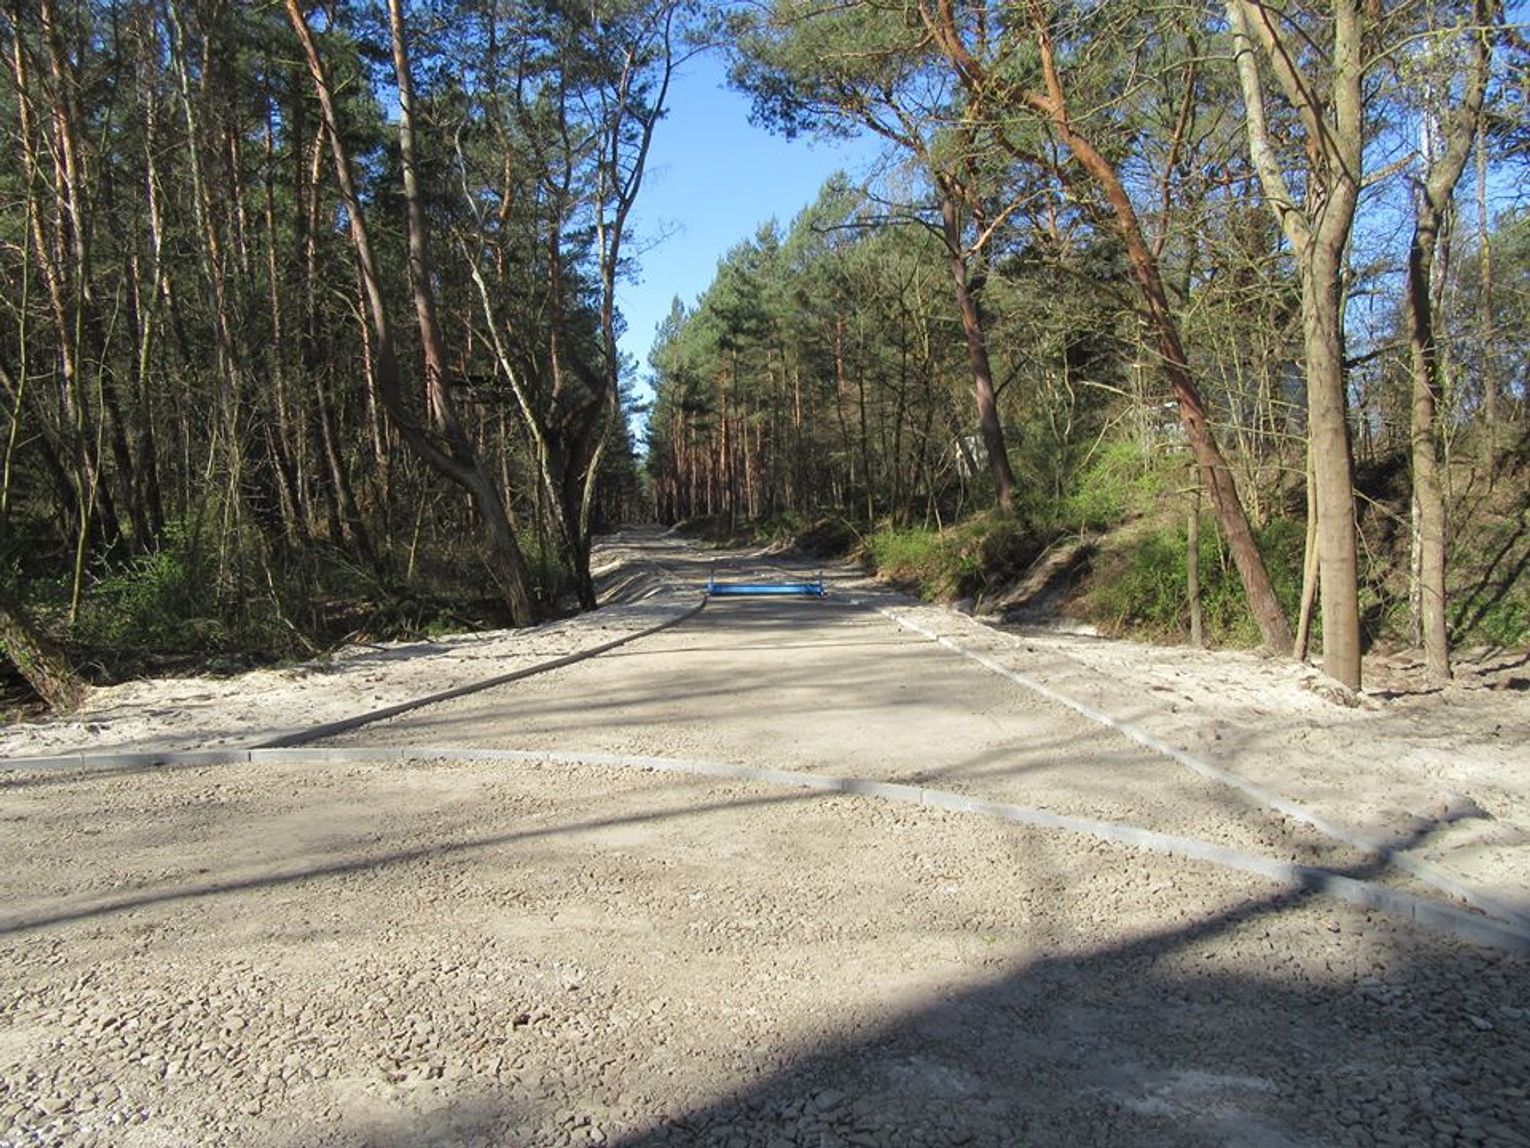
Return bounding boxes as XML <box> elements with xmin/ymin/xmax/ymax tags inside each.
<box><xmin>0</xmin><ymin>0</ymin><xmax>1525</xmax><ymax>704</ymax></box>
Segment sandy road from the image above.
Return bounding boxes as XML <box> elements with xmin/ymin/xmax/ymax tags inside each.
<box><xmin>332</xmin><ymin>587</ymin><xmax>1361</xmax><ymax>873</ymax></box>
<box><xmin>2</xmin><ymin>534</ymin><xmax>1528</xmax><ymax>1147</ymax></box>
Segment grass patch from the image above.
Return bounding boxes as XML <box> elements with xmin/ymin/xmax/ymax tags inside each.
<box><xmin>1449</xmin><ymin>538</ymin><xmax>1530</xmax><ymax>648</ymax></box>
<box><xmin>867</xmin><ymin>526</ymin><xmax>970</xmax><ymax>599</ymax></box>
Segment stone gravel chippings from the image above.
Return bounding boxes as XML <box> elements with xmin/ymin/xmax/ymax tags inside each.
<box><xmin>4</xmin><ymin>540</ymin><xmax>1529</xmax><ymax>1148</ymax></box>
<box><xmin>2</xmin><ymin>755</ymin><xmax>1528</xmax><ymax>1147</ymax></box>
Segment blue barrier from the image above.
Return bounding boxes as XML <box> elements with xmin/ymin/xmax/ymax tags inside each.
<box><xmin>705</xmin><ymin>570</ymin><xmax>826</xmax><ymax>598</ymax></box>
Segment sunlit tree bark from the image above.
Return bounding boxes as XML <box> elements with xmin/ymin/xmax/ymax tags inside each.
<box><xmin>1405</xmin><ymin>0</ymin><xmax>1493</xmax><ymax>685</ymax></box>
<box><xmin>1225</xmin><ymin>0</ymin><xmax>1367</xmax><ymax>689</ymax></box>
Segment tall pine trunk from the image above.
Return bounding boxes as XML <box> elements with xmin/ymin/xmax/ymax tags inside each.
<box><xmin>285</xmin><ymin>0</ymin><xmax>535</xmax><ymax>624</ymax></box>
<box><xmin>1018</xmin><ymin>19</ymin><xmax>1292</xmax><ymax>652</ymax></box>
<box><xmin>941</xmin><ymin>197</ymin><xmax>1016</xmax><ymax>516</ymax></box>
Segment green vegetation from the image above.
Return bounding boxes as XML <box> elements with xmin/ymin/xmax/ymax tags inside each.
<box><xmin>1058</xmin><ymin>442</ymin><xmax>1174</xmax><ymax>533</ymax></box>
<box><xmin>1085</xmin><ymin>517</ymin><xmax>1306</xmax><ymax>646</ymax></box>
<box><xmin>865</xmin><ymin>515</ymin><xmax>1040</xmax><ymax>602</ymax></box>
<box><xmin>1</xmin><ymin>2</ymin><xmax>1525</xmax><ymax>707</ymax></box>
<box><xmin>866</xmin><ymin>528</ymin><xmax>972</xmax><ymax>601</ymax></box>
<box><xmin>49</xmin><ymin>523</ymin><xmax>539</xmax><ymax>678</ymax></box>
<box><xmin>1448</xmin><ymin>480</ymin><xmax>1530</xmax><ymax>648</ymax></box>
<box><xmin>841</xmin><ymin>431</ymin><xmax>1530</xmax><ymax>655</ymax></box>
<box><xmin>0</xmin><ymin>0</ymin><xmax>662</xmax><ymax>703</ymax></box>
<box><xmin>844</xmin><ymin>445</ymin><xmax>1529</xmax><ymax>655</ymax></box>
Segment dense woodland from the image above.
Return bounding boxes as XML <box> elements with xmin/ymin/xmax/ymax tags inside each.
<box><xmin>0</xmin><ymin>1</ymin><xmax>1526</xmax><ymax>710</ymax></box>
<box><xmin>647</xmin><ymin>0</ymin><xmax>1529</xmax><ymax>690</ymax></box>
<box><xmin>0</xmin><ymin>0</ymin><xmax>671</xmax><ymax>706</ymax></box>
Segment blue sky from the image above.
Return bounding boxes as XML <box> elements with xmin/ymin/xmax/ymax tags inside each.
<box><xmin>615</xmin><ymin>51</ymin><xmax>878</xmax><ymax>423</ymax></box>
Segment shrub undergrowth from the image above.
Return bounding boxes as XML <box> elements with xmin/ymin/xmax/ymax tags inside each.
<box><xmin>50</xmin><ymin>515</ymin><xmax>538</xmax><ymax>680</ymax></box>
<box><xmin>1448</xmin><ymin>512</ymin><xmax>1530</xmax><ymax>647</ymax></box>
<box><xmin>864</xmin><ymin>512</ymin><xmax>1043</xmax><ymax>602</ymax></box>
<box><xmin>1085</xmin><ymin>516</ymin><xmax>1305</xmax><ymax>646</ymax></box>
<box><xmin>1060</xmin><ymin>440</ymin><xmax>1173</xmax><ymax>531</ymax></box>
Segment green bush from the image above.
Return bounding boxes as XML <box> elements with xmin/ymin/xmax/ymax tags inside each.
<box><xmin>1087</xmin><ymin>515</ymin><xmax>1305</xmax><ymax>646</ymax></box>
<box><xmin>1455</xmin><ymin>589</ymin><xmax>1530</xmax><ymax>647</ymax></box>
<box><xmin>865</xmin><ymin>512</ymin><xmax>1045</xmax><ymax>602</ymax></box>
<box><xmin>793</xmin><ymin>516</ymin><xmax>858</xmax><ymax>558</ymax></box>
<box><xmin>1062</xmin><ymin>440</ymin><xmax>1171</xmax><ymax>530</ymax></box>
<box><xmin>1447</xmin><ymin>511</ymin><xmax>1530</xmax><ymax>648</ymax></box>
<box><xmin>75</xmin><ymin>536</ymin><xmax>231</xmax><ymax>653</ymax></box>
<box><xmin>70</xmin><ymin>522</ymin><xmax>361</xmax><ymax>668</ymax></box>
<box><xmin>517</xmin><ymin>530</ymin><xmax>575</xmax><ymax>609</ymax></box>
<box><xmin>1476</xmin><ymin>594</ymin><xmax>1530</xmax><ymax>646</ymax></box>
<box><xmin>970</xmin><ymin>516</ymin><xmax>1035</xmax><ymax>574</ymax></box>
<box><xmin>867</xmin><ymin>526</ymin><xmax>971</xmax><ymax>599</ymax></box>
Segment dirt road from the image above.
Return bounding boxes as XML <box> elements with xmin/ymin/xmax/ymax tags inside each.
<box><xmin>2</xmin><ymin>533</ymin><xmax>1527</xmax><ymax>1147</ymax></box>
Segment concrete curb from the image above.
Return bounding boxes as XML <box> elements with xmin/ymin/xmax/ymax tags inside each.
<box><xmin>875</xmin><ymin>606</ymin><xmax>1530</xmax><ymax>935</ymax></box>
<box><xmin>3</xmin><ymin>744</ymin><xmax>1527</xmax><ymax>953</ymax></box>
<box><xmin>1</xmin><ymin>597</ymin><xmax>708</xmax><ymax>766</ymax></box>
<box><xmin>251</xmin><ymin>597</ymin><xmax>708</xmax><ymax>749</ymax></box>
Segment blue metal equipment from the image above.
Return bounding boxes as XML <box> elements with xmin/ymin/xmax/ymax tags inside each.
<box><xmin>705</xmin><ymin>564</ymin><xmax>826</xmax><ymax>598</ymax></box>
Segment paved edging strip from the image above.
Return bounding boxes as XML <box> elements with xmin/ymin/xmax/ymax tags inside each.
<box><xmin>875</xmin><ymin>606</ymin><xmax>1530</xmax><ymax>934</ymax></box>
<box><xmin>0</xmin><ymin>748</ymin><xmax>246</xmax><ymax>771</ymax></box>
<box><xmin>247</xmin><ymin>598</ymin><xmax>709</xmax><ymax>749</ymax></box>
<box><xmin>4</xmin><ymin>744</ymin><xmax>1526</xmax><ymax>953</ymax></box>
<box><xmin>0</xmin><ymin>598</ymin><xmax>710</xmax><ymax>766</ymax></box>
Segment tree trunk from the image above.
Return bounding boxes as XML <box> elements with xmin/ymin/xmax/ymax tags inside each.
<box><xmin>942</xmin><ymin>197</ymin><xmax>1016</xmax><ymax>515</ymax></box>
<box><xmin>1294</xmin><ymin>444</ymin><xmax>1320</xmax><ymax>663</ymax></box>
<box><xmin>1019</xmin><ymin>25</ymin><xmax>1292</xmax><ymax>652</ymax></box>
<box><xmin>1405</xmin><ymin>2</ymin><xmax>1490</xmax><ymax>685</ymax></box>
<box><xmin>0</xmin><ymin>585</ymin><xmax>83</xmax><ymax>711</ymax></box>
<box><xmin>1408</xmin><ymin>210</ymin><xmax>1454</xmax><ymax>686</ymax></box>
<box><xmin>1187</xmin><ymin>492</ymin><xmax>1204</xmax><ymax>648</ymax></box>
<box><xmin>1224</xmin><ymin>0</ymin><xmax>1366</xmax><ymax>689</ymax></box>
<box><xmin>285</xmin><ymin>0</ymin><xmax>534</xmax><ymax>624</ymax></box>
<box><xmin>1475</xmin><ymin>113</ymin><xmax>1497</xmax><ymax>436</ymax></box>
<box><xmin>1303</xmin><ymin>240</ymin><xmax>1363</xmax><ymax>689</ymax></box>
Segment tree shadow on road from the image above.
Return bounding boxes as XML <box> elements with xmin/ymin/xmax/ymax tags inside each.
<box><xmin>7</xmin><ymin>711</ymin><xmax>1529</xmax><ymax>1148</ymax></box>
<box><xmin>238</xmin><ymin>807</ymin><xmax>1528</xmax><ymax>1148</ymax></box>
<box><xmin>0</xmin><ymin>785</ymin><xmax>816</xmax><ymax>938</ymax></box>
<box><xmin>574</xmin><ymin>838</ymin><xmax>1530</xmax><ymax>1148</ymax></box>
<box><xmin>317</xmin><ymin>864</ymin><xmax>1530</xmax><ymax>1148</ymax></box>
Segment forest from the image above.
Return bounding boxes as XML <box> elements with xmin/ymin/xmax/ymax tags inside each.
<box><xmin>0</xmin><ymin>0</ymin><xmax>1526</xmax><ymax>711</ymax></box>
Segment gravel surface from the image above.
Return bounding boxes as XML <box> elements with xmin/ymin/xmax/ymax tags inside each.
<box><xmin>3</xmin><ymin>530</ymin><xmax>1528</xmax><ymax>1146</ymax></box>
<box><xmin>864</xmin><ymin>596</ymin><xmax>1530</xmax><ymax>924</ymax></box>
<box><xmin>331</xmin><ymin>595</ymin><xmax>1379</xmax><ymax>884</ymax></box>
<box><xmin>3</xmin><ymin>756</ymin><xmax>1527</xmax><ymax>1148</ymax></box>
